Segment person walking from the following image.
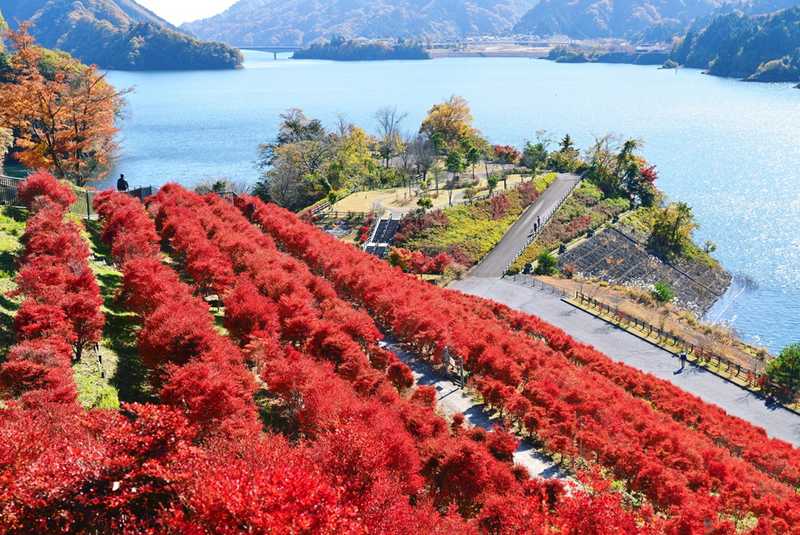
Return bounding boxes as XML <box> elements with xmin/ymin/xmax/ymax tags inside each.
<box><xmin>116</xmin><ymin>174</ymin><xmax>129</xmax><ymax>192</ymax></box>
<box><xmin>679</xmin><ymin>351</ymin><xmax>687</xmax><ymax>371</ymax></box>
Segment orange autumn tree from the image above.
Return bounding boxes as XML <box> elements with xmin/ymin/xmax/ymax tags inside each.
<box><xmin>0</xmin><ymin>26</ymin><xmax>126</xmax><ymax>186</ymax></box>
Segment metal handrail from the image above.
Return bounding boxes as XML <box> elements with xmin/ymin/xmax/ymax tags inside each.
<box><xmin>503</xmin><ymin>177</ymin><xmax>582</xmax><ymax>274</ymax></box>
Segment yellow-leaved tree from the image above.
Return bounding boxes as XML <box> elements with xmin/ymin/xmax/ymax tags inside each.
<box><xmin>419</xmin><ymin>95</ymin><xmax>481</xmax><ymax>153</ymax></box>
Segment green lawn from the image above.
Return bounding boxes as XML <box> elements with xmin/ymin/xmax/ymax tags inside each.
<box><xmin>0</xmin><ymin>207</ymin><xmax>25</xmax><ymax>360</ymax></box>
<box><xmin>84</xmin><ymin>220</ymin><xmax>153</xmax><ymax>406</ymax></box>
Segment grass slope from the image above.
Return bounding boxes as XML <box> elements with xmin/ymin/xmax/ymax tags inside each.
<box><xmin>400</xmin><ymin>173</ymin><xmax>556</xmax><ymax>267</ymax></box>
<box><xmin>84</xmin><ymin>219</ymin><xmax>153</xmax><ymax>405</ymax></box>
<box><xmin>0</xmin><ymin>206</ymin><xmax>25</xmax><ymax>359</ymax></box>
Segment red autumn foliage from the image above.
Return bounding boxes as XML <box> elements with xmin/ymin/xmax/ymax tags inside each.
<box><xmin>223</xmin><ymin>276</ymin><xmax>280</xmax><ymax>343</ymax></box>
<box><xmin>15</xmin><ymin>176</ymin><xmax>800</xmax><ymax>532</ymax></box>
<box><xmin>518</xmin><ymin>180</ymin><xmax>541</xmax><ymax>206</ymax></box>
<box><xmin>94</xmin><ymin>191</ymin><xmax>260</xmax><ymax>438</ymax></box>
<box><xmin>1</xmin><ymin>182</ymin><xmax>673</xmax><ymax>533</ymax></box>
<box><xmin>489</xmin><ymin>192</ymin><xmax>511</xmax><ymax>219</ymax></box>
<box><xmin>147</xmin><ymin>185</ymin><xmax>665</xmax><ymax>531</ymax></box>
<box><xmin>0</xmin><ymin>172</ymin><xmax>103</xmax><ymax>406</ymax></box>
<box><xmin>16</xmin><ymin>170</ymin><xmax>76</xmax><ymax>209</ymax></box>
<box><xmin>389</xmin><ymin>247</ymin><xmax>453</xmax><ymax>274</ymax></box>
<box><xmin>486</xmin><ymin>427</ymin><xmax>520</xmax><ymax>463</ymax></box>
<box><xmin>641</xmin><ymin>164</ymin><xmax>659</xmax><ymax>184</ymax></box>
<box><xmin>242</xmin><ymin>194</ymin><xmax>800</xmax><ymax>531</ymax></box>
<box><xmin>394</xmin><ymin>209</ymin><xmax>449</xmax><ymax>244</ymax></box>
<box><xmin>492</xmin><ymin>145</ymin><xmax>521</xmax><ymax>164</ymax></box>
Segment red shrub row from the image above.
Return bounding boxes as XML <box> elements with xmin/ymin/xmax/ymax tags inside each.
<box><xmin>0</xmin><ymin>188</ymin><xmax>460</xmax><ymax>533</ymax></box>
<box><xmin>93</xmin><ymin>191</ymin><xmax>259</xmax><ymax>439</ymax></box>
<box><xmin>0</xmin><ymin>172</ymin><xmax>103</xmax><ymax>407</ymax></box>
<box><xmin>0</xmin><ymin>182</ymin><xmax>655</xmax><ymax>532</ymax></box>
<box><xmin>150</xmin><ymin>186</ymin><xmax>404</xmax><ymax>385</ymax></box>
<box><xmin>1</xmin><ymin>398</ymin><xmax>434</xmax><ymax>533</ymax></box>
<box><xmin>150</xmin><ymin>185</ymin><xmax>653</xmax><ymax>532</ymax></box>
<box><xmin>241</xmin><ymin>196</ymin><xmax>800</xmax><ymax>533</ymax></box>
<box><xmin>454</xmin><ymin>291</ymin><xmax>800</xmax><ymax>489</ymax></box>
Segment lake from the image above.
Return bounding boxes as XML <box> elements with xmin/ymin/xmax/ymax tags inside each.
<box><xmin>106</xmin><ymin>50</ymin><xmax>800</xmax><ymax>352</ymax></box>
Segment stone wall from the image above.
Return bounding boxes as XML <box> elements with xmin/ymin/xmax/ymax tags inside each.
<box><xmin>558</xmin><ymin>227</ymin><xmax>731</xmax><ymax>314</ymax></box>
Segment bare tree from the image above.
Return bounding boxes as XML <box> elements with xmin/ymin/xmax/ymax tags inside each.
<box><xmin>375</xmin><ymin>106</ymin><xmax>408</xmax><ymax>168</ymax></box>
<box><xmin>335</xmin><ymin>113</ymin><xmax>353</xmax><ymax>137</ymax></box>
<box><xmin>411</xmin><ymin>132</ymin><xmax>436</xmax><ymax>181</ymax></box>
<box><xmin>399</xmin><ymin>133</ymin><xmax>415</xmax><ymax>173</ymax></box>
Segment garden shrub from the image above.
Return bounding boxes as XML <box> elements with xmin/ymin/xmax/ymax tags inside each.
<box><xmin>652</xmin><ymin>281</ymin><xmax>675</xmax><ymax>303</ymax></box>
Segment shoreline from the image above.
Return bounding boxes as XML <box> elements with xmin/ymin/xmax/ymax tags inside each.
<box><xmin>279</xmin><ymin>46</ymin><xmax>800</xmax><ymax>86</ymax></box>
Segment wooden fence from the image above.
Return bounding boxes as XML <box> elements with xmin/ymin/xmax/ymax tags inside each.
<box><xmin>574</xmin><ymin>291</ymin><xmax>765</xmax><ymax>386</ymax></box>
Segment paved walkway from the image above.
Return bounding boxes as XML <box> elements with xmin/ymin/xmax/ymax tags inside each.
<box><xmin>469</xmin><ymin>173</ymin><xmax>581</xmax><ymax>278</ymax></box>
<box><xmin>450</xmin><ymin>276</ymin><xmax>800</xmax><ymax>446</ymax></box>
<box><xmin>383</xmin><ymin>340</ymin><xmax>567</xmax><ymax>479</ymax></box>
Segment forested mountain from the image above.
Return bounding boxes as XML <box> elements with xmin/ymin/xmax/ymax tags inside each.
<box><xmin>513</xmin><ymin>0</ymin><xmax>800</xmax><ymax>39</ymax></box>
<box><xmin>671</xmin><ymin>7</ymin><xmax>800</xmax><ymax>81</ymax></box>
<box><xmin>0</xmin><ymin>0</ymin><xmax>169</xmax><ymax>30</ymax></box>
<box><xmin>182</xmin><ymin>0</ymin><xmax>537</xmax><ymax>46</ymax></box>
<box><xmin>513</xmin><ymin>0</ymin><xmax>727</xmax><ymax>39</ymax></box>
<box><xmin>0</xmin><ymin>0</ymin><xmax>242</xmax><ymax>70</ymax></box>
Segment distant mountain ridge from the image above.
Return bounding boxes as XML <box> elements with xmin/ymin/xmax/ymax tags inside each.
<box><xmin>513</xmin><ymin>0</ymin><xmax>800</xmax><ymax>39</ymax></box>
<box><xmin>0</xmin><ymin>0</ymin><xmax>243</xmax><ymax>70</ymax></box>
<box><xmin>670</xmin><ymin>6</ymin><xmax>800</xmax><ymax>81</ymax></box>
<box><xmin>182</xmin><ymin>0</ymin><xmax>537</xmax><ymax>46</ymax></box>
<box><xmin>513</xmin><ymin>0</ymin><xmax>728</xmax><ymax>39</ymax></box>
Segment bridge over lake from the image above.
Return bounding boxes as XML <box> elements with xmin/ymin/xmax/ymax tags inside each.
<box><xmin>236</xmin><ymin>45</ymin><xmax>301</xmax><ymax>59</ymax></box>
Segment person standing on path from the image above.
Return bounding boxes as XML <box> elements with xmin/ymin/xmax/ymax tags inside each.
<box><xmin>679</xmin><ymin>351</ymin><xmax>687</xmax><ymax>372</ymax></box>
<box><xmin>117</xmin><ymin>174</ymin><xmax>129</xmax><ymax>192</ymax></box>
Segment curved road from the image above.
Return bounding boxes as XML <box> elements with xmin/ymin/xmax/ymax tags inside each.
<box><xmin>451</xmin><ymin>276</ymin><xmax>800</xmax><ymax>446</ymax></box>
<box><xmin>470</xmin><ymin>173</ymin><xmax>581</xmax><ymax>278</ymax></box>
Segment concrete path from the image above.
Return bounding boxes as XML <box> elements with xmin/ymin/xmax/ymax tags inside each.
<box><xmin>450</xmin><ymin>276</ymin><xmax>800</xmax><ymax>447</ymax></box>
<box><xmin>469</xmin><ymin>173</ymin><xmax>581</xmax><ymax>278</ymax></box>
<box><xmin>382</xmin><ymin>340</ymin><xmax>567</xmax><ymax>480</ymax></box>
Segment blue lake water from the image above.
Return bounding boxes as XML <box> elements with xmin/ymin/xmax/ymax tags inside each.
<box><xmin>106</xmin><ymin>50</ymin><xmax>800</xmax><ymax>352</ymax></box>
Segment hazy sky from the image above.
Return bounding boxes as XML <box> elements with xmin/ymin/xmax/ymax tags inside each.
<box><xmin>136</xmin><ymin>0</ymin><xmax>239</xmax><ymax>26</ymax></box>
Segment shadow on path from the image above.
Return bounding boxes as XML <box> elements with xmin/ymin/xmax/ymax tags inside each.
<box><xmin>383</xmin><ymin>339</ymin><xmax>569</xmax><ymax>480</ymax></box>
<box><xmin>450</xmin><ymin>276</ymin><xmax>800</xmax><ymax>446</ymax></box>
